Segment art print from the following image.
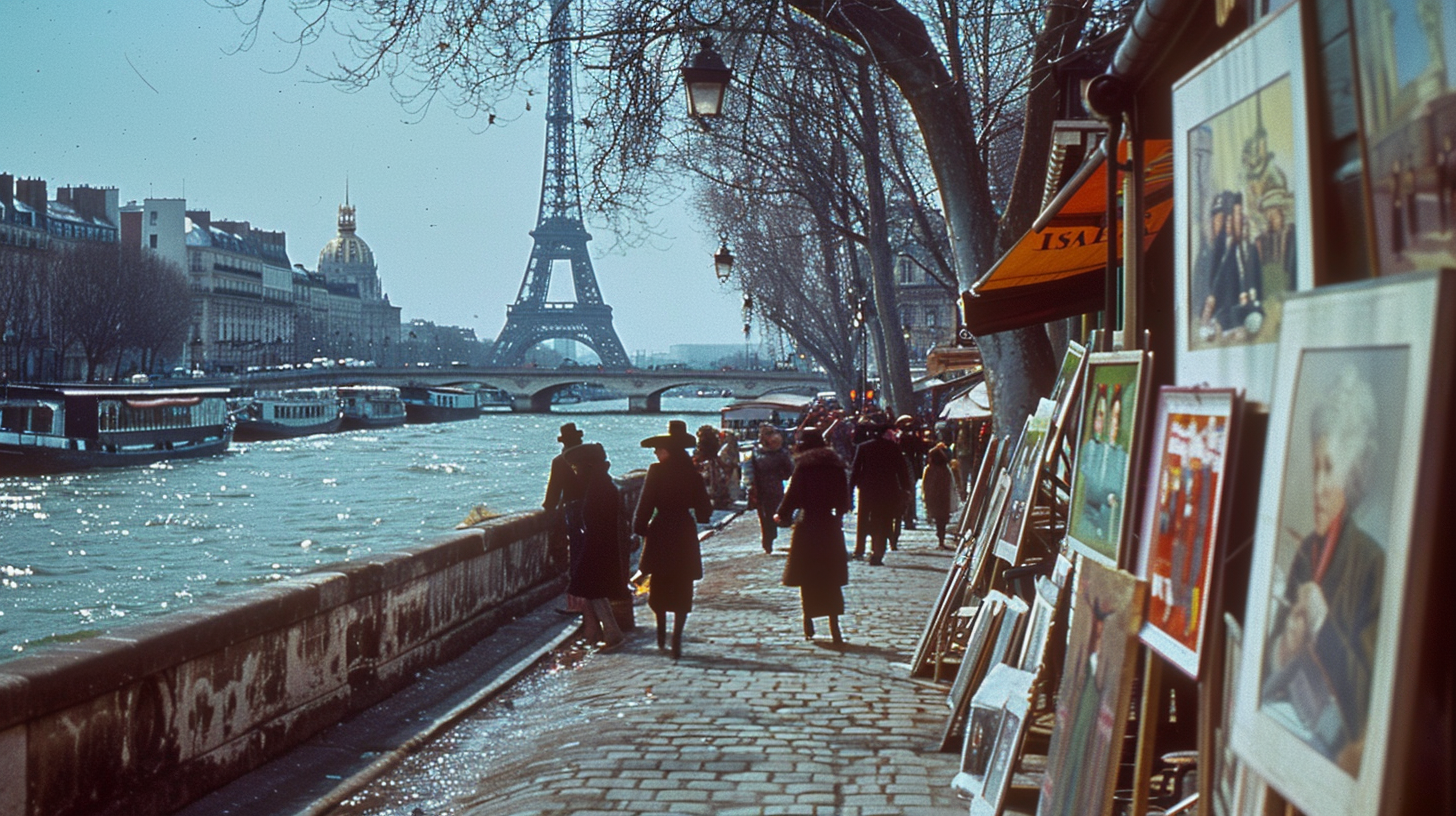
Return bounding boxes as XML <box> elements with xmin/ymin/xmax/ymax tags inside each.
<box><xmin>1067</xmin><ymin>352</ymin><xmax>1148</xmax><ymax>567</ymax></box>
<box><xmin>969</xmin><ymin>665</ymin><xmax>1036</xmax><ymax>816</ymax></box>
<box><xmin>1136</xmin><ymin>387</ymin><xmax>1240</xmax><ymax>678</ymax></box>
<box><xmin>1037</xmin><ymin>557</ymin><xmax>1146</xmax><ymax>816</ymax></box>
<box><xmin>1350</xmin><ymin>0</ymin><xmax>1456</xmax><ymax>275</ymax></box>
<box><xmin>1173</xmin><ymin>2</ymin><xmax>1313</xmax><ymax>404</ymax></box>
<box><xmin>994</xmin><ymin>404</ymin><xmax>1052</xmax><ymax>565</ymax></box>
<box><xmin>1233</xmin><ymin>272</ymin><xmax>1450</xmax><ymax>816</ymax></box>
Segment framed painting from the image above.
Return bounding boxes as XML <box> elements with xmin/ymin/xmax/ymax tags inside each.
<box><xmin>1172</xmin><ymin>1</ymin><xmax>1314</xmax><ymax>405</ymax></box>
<box><xmin>1043</xmin><ymin>341</ymin><xmax>1088</xmax><ymax>468</ymax></box>
<box><xmin>994</xmin><ymin>401</ymin><xmax>1054</xmax><ymax>565</ymax></box>
<box><xmin>1231</xmin><ymin>271</ymin><xmax>1454</xmax><ymax>816</ymax></box>
<box><xmin>1349</xmin><ymin>0</ymin><xmax>1456</xmax><ymax>276</ymax></box>
<box><xmin>1037</xmin><ymin>556</ymin><xmax>1147</xmax><ymax>816</ymax></box>
<box><xmin>948</xmin><ymin>592</ymin><xmax>1013</xmax><ymax>715</ymax></box>
<box><xmin>969</xmin><ymin>665</ymin><xmax>1037</xmax><ymax>816</ymax></box>
<box><xmin>1135</xmin><ymin>386</ymin><xmax>1242</xmax><ymax>678</ymax></box>
<box><xmin>954</xmin><ymin>663</ymin><xmax>1035</xmax><ymax>806</ymax></box>
<box><xmin>1212</xmin><ymin>614</ymin><xmax>1244</xmax><ymax>816</ymax></box>
<box><xmin>1066</xmin><ymin>351</ymin><xmax>1150</xmax><ymax>568</ymax></box>
<box><xmin>1017</xmin><ymin>575</ymin><xmax>1061</xmax><ymax>674</ymax></box>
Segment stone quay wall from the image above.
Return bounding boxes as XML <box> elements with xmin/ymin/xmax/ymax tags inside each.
<box><xmin>0</xmin><ymin>472</ymin><xmax>646</xmax><ymax>816</ymax></box>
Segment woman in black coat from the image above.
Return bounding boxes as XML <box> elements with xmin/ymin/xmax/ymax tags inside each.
<box><xmin>774</xmin><ymin>428</ymin><xmax>851</xmax><ymax>645</ymax></box>
<box><xmin>632</xmin><ymin>420</ymin><xmax>712</xmax><ymax>658</ymax></box>
<box><xmin>565</xmin><ymin>442</ymin><xmax>625</xmax><ymax>650</ymax></box>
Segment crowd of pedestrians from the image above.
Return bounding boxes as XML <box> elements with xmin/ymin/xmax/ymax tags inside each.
<box><xmin>542</xmin><ymin>399</ymin><xmax>984</xmax><ymax>657</ymax></box>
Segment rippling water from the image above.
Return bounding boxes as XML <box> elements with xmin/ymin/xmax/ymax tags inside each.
<box><xmin>0</xmin><ymin>396</ymin><xmax>726</xmax><ymax>660</ymax></box>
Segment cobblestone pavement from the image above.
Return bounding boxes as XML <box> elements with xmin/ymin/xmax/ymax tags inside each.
<box><xmin>330</xmin><ymin>513</ymin><xmax>966</xmax><ymax>816</ymax></box>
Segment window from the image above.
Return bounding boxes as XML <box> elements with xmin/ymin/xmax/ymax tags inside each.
<box><xmin>149</xmin><ymin>211</ymin><xmax>158</xmax><ymax>226</ymax></box>
<box><xmin>149</xmin><ymin>234</ymin><xmax>158</xmax><ymax>248</ymax></box>
<box><xmin>926</xmin><ymin>309</ymin><xmax>938</xmax><ymax>328</ymax></box>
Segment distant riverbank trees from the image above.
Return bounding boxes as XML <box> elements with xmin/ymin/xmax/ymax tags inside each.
<box><xmin>0</xmin><ymin>243</ymin><xmax>192</xmax><ymax>382</ymax></box>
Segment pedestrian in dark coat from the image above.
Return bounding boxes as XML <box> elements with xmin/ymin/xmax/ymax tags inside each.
<box><xmin>774</xmin><ymin>428</ymin><xmax>850</xmax><ymax>644</ymax></box>
<box><xmin>850</xmin><ymin>417</ymin><xmax>911</xmax><ymax>566</ymax></box>
<box><xmin>632</xmin><ymin>419</ymin><xmax>712</xmax><ymax>659</ymax></box>
<box><xmin>564</xmin><ymin>442</ymin><xmax>625</xmax><ymax>650</ymax></box>
<box><xmin>922</xmin><ymin>444</ymin><xmax>956</xmax><ymax>549</ymax></box>
<box><xmin>896</xmin><ymin>415</ymin><xmax>927</xmax><ymax>532</ymax></box>
<box><xmin>748</xmin><ymin>423</ymin><xmax>794</xmax><ymax>553</ymax></box>
<box><xmin>544</xmin><ymin>422</ymin><xmax>588</xmax><ymax>613</ymax></box>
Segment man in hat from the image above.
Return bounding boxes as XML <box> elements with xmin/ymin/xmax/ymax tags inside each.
<box><xmin>849</xmin><ymin>414</ymin><xmax>911</xmax><ymax>565</ymax></box>
<box><xmin>1256</xmin><ymin>186</ymin><xmax>1295</xmax><ymax>282</ymax></box>
<box><xmin>895</xmin><ymin>414</ymin><xmax>926</xmax><ymax>534</ymax></box>
<box><xmin>544</xmin><ymin>423</ymin><xmax>589</xmax><ymax>609</ymax></box>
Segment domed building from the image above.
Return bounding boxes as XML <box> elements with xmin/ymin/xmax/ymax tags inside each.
<box><xmin>318</xmin><ymin>202</ymin><xmax>381</xmax><ymax>300</ymax></box>
<box><xmin>307</xmin><ymin>197</ymin><xmax>401</xmax><ymax>364</ymax></box>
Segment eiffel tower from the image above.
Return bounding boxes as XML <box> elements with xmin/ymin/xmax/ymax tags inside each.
<box><xmin>488</xmin><ymin>0</ymin><xmax>631</xmax><ymax>368</ymax></box>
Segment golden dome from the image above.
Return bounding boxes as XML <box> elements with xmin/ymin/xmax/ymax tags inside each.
<box><xmin>319</xmin><ymin>203</ymin><xmax>375</xmax><ymax>269</ymax></box>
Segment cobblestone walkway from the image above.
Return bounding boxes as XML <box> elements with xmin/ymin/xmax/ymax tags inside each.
<box><xmin>332</xmin><ymin>513</ymin><xmax>966</xmax><ymax>816</ymax></box>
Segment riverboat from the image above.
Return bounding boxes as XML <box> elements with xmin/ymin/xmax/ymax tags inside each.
<box><xmin>0</xmin><ymin>383</ymin><xmax>233</xmax><ymax>475</ymax></box>
<box><xmin>400</xmin><ymin>385</ymin><xmax>480</xmax><ymax>423</ymax></box>
<box><xmin>719</xmin><ymin>393</ymin><xmax>812</xmax><ymax>435</ymax></box>
<box><xmin>233</xmin><ymin>387</ymin><xmax>343</xmax><ymax>440</ymax></box>
<box><xmin>338</xmin><ymin>385</ymin><xmax>407</xmax><ymax>430</ymax></box>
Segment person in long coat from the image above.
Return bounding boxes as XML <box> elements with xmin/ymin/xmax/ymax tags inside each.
<box><xmin>849</xmin><ymin>416</ymin><xmax>911</xmax><ymax>565</ymax></box>
<box><xmin>922</xmin><ymin>443</ymin><xmax>956</xmax><ymax>549</ymax></box>
<box><xmin>748</xmin><ymin>423</ymin><xmax>795</xmax><ymax>553</ymax></box>
<box><xmin>564</xmin><ymin>442</ymin><xmax>625</xmax><ymax>650</ymax></box>
<box><xmin>543</xmin><ymin>423</ymin><xmax>588</xmax><ymax>611</ymax></box>
<box><xmin>632</xmin><ymin>419</ymin><xmax>712</xmax><ymax>659</ymax></box>
<box><xmin>774</xmin><ymin>428</ymin><xmax>851</xmax><ymax>644</ymax></box>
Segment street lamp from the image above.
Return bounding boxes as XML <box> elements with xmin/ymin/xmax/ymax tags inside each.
<box><xmin>681</xmin><ymin>37</ymin><xmax>732</xmax><ymax>120</ymax></box>
<box><xmin>713</xmin><ymin>233</ymin><xmax>735</xmax><ymax>282</ymax></box>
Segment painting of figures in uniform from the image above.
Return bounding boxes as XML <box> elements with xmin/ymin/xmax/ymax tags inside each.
<box><xmin>1351</xmin><ymin>0</ymin><xmax>1456</xmax><ymax>275</ymax></box>
<box><xmin>1185</xmin><ymin>75</ymin><xmax>1298</xmax><ymax>349</ymax></box>
<box><xmin>1067</xmin><ymin>352</ymin><xmax>1147</xmax><ymax>567</ymax></box>
<box><xmin>1037</xmin><ymin>558</ymin><xmax>1145</xmax><ymax>816</ymax></box>
<box><xmin>1173</xmin><ymin>2</ymin><xmax>1311</xmax><ymax>404</ymax></box>
<box><xmin>1136</xmin><ymin>388</ymin><xmax>1240</xmax><ymax>678</ymax></box>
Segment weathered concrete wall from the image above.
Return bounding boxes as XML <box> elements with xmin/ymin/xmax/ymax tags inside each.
<box><xmin>0</xmin><ymin>471</ymin><xmax>645</xmax><ymax>816</ymax></box>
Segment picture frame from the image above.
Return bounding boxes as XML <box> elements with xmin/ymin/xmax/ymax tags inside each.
<box><xmin>1212</xmin><ymin>614</ymin><xmax>1244</xmax><ymax>816</ymax></box>
<box><xmin>953</xmin><ymin>663</ymin><xmax>1035</xmax><ymax>808</ymax></box>
<box><xmin>1348</xmin><ymin>0</ymin><xmax>1456</xmax><ymax>276</ymax></box>
<box><xmin>1043</xmin><ymin>340</ymin><xmax>1088</xmax><ymax>468</ymax></box>
<box><xmin>1135</xmin><ymin>386</ymin><xmax>1242</xmax><ymax>678</ymax></box>
<box><xmin>1172</xmin><ymin>1</ymin><xmax>1315</xmax><ymax>406</ymax></box>
<box><xmin>1231</xmin><ymin>271</ymin><xmax>1454</xmax><ymax>816</ymax></box>
<box><xmin>942</xmin><ymin>597</ymin><xmax>1007</xmax><ymax>750</ymax></box>
<box><xmin>1066</xmin><ymin>351</ymin><xmax>1150</xmax><ymax>569</ymax></box>
<box><xmin>1038</xmin><ymin>556</ymin><xmax>1147</xmax><ymax>816</ymax></box>
<box><xmin>994</xmin><ymin>401</ymin><xmax>1054</xmax><ymax>565</ymax></box>
<box><xmin>969</xmin><ymin>665</ymin><xmax>1037</xmax><ymax>816</ymax></box>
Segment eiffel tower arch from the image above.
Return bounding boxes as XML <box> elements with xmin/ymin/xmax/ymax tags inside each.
<box><xmin>488</xmin><ymin>0</ymin><xmax>631</xmax><ymax>368</ymax></box>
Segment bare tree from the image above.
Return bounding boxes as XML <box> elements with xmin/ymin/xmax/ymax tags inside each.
<box><xmin>117</xmin><ymin>247</ymin><xmax>194</xmax><ymax>375</ymax></box>
<box><xmin>220</xmin><ymin>0</ymin><xmax>1116</xmax><ymax>435</ymax></box>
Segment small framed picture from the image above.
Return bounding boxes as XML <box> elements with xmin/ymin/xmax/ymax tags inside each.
<box><xmin>994</xmin><ymin>401</ymin><xmax>1055</xmax><ymax>565</ymax></box>
<box><xmin>1135</xmin><ymin>386</ymin><xmax>1242</xmax><ymax>678</ymax></box>
<box><xmin>1232</xmin><ymin>271</ymin><xmax>1455</xmax><ymax>815</ymax></box>
<box><xmin>969</xmin><ymin>665</ymin><xmax>1037</xmax><ymax>816</ymax></box>
<box><xmin>1066</xmin><ymin>351</ymin><xmax>1150</xmax><ymax>568</ymax></box>
<box><xmin>1172</xmin><ymin>1</ymin><xmax>1314</xmax><ymax>405</ymax></box>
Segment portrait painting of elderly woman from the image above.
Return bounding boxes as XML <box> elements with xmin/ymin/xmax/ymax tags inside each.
<box><xmin>1258</xmin><ymin>351</ymin><xmax>1407</xmax><ymax>778</ymax></box>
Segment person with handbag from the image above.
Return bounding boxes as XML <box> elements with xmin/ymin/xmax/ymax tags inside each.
<box><xmin>632</xmin><ymin>420</ymin><xmax>713</xmax><ymax>659</ymax></box>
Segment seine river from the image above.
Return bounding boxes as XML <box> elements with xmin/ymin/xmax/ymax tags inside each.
<box><xmin>0</xmin><ymin>396</ymin><xmax>728</xmax><ymax>661</ymax></box>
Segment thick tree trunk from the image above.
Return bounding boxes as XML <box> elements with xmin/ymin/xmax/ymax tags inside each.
<box><xmin>790</xmin><ymin>1</ymin><xmax>1057</xmax><ymax>436</ymax></box>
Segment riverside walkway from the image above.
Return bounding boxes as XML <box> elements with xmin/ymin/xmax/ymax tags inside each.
<box><xmin>184</xmin><ymin>511</ymin><xmax>968</xmax><ymax>816</ymax></box>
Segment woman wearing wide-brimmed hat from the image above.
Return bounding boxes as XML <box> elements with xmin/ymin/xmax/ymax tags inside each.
<box><xmin>632</xmin><ymin>419</ymin><xmax>712</xmax><ymax>658</ymax></box>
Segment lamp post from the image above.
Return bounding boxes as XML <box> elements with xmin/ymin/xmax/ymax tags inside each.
<box><xmin>681</xmin><ymin>37</ymin><xmax>732</xmax><ymax>122</ymax></box>
<box><xmin>190</xmin><ymin>336</ymin><xmax>204</xmax><ymax>374</ymax></box>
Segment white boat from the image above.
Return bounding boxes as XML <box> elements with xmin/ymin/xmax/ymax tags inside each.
<box><xmin>339</xmin><ymin>385</ymin><xmax>406</xmax><ymax>430</ymax></box>
<box><xmin>233</xmin><ymin>387</ymin><xmax>343</xmax><ymax>440</ymax></box>
<box><xmin>0</xmin><ymin>383</ymin><xmax>233</xmax><ymax>475</ymax></box>
<box><xmin>719</xmin><ymin>393</ymin><xmax>812</xmax><ymax>435</ymax></box>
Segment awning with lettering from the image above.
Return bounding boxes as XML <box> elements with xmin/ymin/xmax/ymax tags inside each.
<box><xmin>961</xmin><ymin>139</ymin><xmax>1173</xmax><ymax>336</ymax></box>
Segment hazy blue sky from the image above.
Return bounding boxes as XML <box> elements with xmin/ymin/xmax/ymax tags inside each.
<box><xmin>4</xmin><ymin>0</ymin><xmax>750</xmax><ymax>355</ymax></box>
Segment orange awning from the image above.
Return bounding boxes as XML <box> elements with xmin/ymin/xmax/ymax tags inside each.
<box><xmin>962</xmin><ymin>139</ymin><xmax>1173</xmax><ymax>335</ymax></box>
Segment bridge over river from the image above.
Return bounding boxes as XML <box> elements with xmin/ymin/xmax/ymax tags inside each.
<box><xmin>236</xmin><ymin>365</ymin><xmax>829</xmax><ymax>413</ymax></box>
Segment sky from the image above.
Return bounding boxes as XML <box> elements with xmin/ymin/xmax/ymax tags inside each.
<box><xmin>3</xmin><ymin>0</ymin><xmax>750</xmax><ymax>356</ymax></box>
